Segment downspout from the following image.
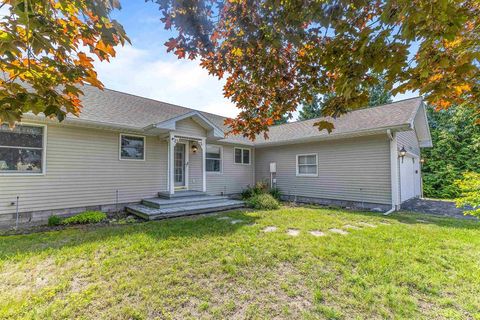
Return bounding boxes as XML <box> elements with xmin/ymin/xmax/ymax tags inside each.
<box><xmin>384</xmin><ymin>129</ymin><xmax>398</xmax><ymax>216</ymax></box>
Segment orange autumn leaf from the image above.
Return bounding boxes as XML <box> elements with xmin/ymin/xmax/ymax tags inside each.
<box><xmin>76</xmin><ymin>52</ymin><xmax>93</xmax><ymax>68</ymax></box>
<box><xmin>428</xmin><ymin>73</ymin><xmax>443</xmax><ymax>82</ymax></box>
<box><xmin>453</xmin><ymin>84</ymin><xmax>471</xmax><ymax>95</ymax></box>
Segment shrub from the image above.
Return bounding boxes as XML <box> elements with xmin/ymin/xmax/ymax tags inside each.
<box><xmin>48</xmin><ymin>215</ymin><xmax>62</xmax><ymax>226</ymax></box>
<box><xmin>241</xmin><ymin>182</ymin><xmax>267</xmax><ymax>200</ymax></box>
<box><xmin>240</xmin><ymin>187</ymin><xmax>254</xmax><ymax>200</ymax></box>
<box><xmin>269</xmin><ymin>187</ymin><xmax>281</xmax><ymax>200</ymax></box>
<box><xmin>246</xmin><ymin>193</ymin><xmax>280</xmax><ymax>210</ymax></box>
<box><xmin>455</xmin><ymin>172</ymin><xmax>480</xmax><ymax>217</ymax></box>
<box><xmin>62</xmin><ymin>211</ymin><xmax>107</xmax><ymax>225</ymax></box>
<box><xmin>241</xmin><ymin>181</ymin><xmax>276</xmax><ymax>200</ymax></box>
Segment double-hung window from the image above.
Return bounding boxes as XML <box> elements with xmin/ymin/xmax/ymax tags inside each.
<box><xmin>0</xmin><ymin>124</ymin><xmax>45</xmax><ymax>174</ymax></box>
<box><xmin>120</xmin><ymin>134</ymin><xmax>145</xmax><ymax>160</ymax></box>
<box><xmin>296</xmin><ymin>153</ymin><xmax>318</xmax><ymax>176</ymax></box>
<box><xmin>234</xmin><ymin>147</ymin><xmax>250</xmax><ymax>165</ymax></box>
<box><xmin>206</xmin><ymin>145</ymin><xmax>222</xmax><ymax>173</ymax></box>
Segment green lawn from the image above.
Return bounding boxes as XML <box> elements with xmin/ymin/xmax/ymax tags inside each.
<box><xmin>0</xmin><ymin>206</ymin><xmax>479</xmax><ymax>319</ymax></box>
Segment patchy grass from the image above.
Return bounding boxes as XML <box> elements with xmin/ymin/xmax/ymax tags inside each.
<box><xmin>0</xmin><ymin>206</ymin><xmax>479</xmax><ymax>319</ymax></box>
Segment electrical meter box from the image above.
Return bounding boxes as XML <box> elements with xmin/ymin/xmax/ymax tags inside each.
<box><xmin>269</xmin><ymin>162</ymin><xmax>277</xmax><ymax>173</ymax></box>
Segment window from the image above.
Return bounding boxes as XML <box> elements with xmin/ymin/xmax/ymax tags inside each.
<box><xmin>296</xmin><ymin>153</ymin><xmax>318</xmax><ymax>176</ymax></box>
<box><xmin>234</xmin><ymin>147</ymin><xmax>251</xmax><ymax>165</ymax></box>
<box><xmin>0</xmin><ymin>123</ymin><xmax>45</xmax><ymax>174</ymax></box>
<box><xmin>206</xmin><ymin>145</ymin><xmax>222</xmax><ymax>173</ymax></box>
<box><xmin>120</xmin><ymin>134</ymin><xmax>145</xmax><ymax>160</ymax></box>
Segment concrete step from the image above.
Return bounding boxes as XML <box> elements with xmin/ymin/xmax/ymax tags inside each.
<box><xmin>142</xmin><ymin>195</ymin><xmax>228</xmax><ymax>209</ymax></box>
<box><xmin>157</xmin><ymin>190</ymin><xmax>206</xmax><ymax>199</ymax></box>
<box><xmin>126</xmin><ymin>199</ymin><xmax>245</xmax><ymax>220</ymax></box>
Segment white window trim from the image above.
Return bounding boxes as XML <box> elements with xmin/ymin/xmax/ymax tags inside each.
<box><xmin>206</xmin><ymin>144</ymin><xmax>223</xmax><ymax>174</ymax></box>
<box><xmin>234</xmin><ymin>147</ymin><xmax>251</xmax><ymax>165</ymax></box>
<box><xmin>296</xmin><ymin>153</ymin><xmax>318</xmax><ymax>177</ymax></box>
<box><xmin>0</xmin><ymin>122</ymin><xmax>47</xmax><ymax>176</ymax></box>
<box><xmin>119</xmin><ymin>133</ymin><xmax>146</xmax><ymax>161</ymax></box>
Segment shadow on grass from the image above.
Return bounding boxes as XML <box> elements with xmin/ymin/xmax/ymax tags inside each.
<box><xmin>387</xmin><ymin>211</ymin><xmax>479</xmax><ymax>229</ymax></box>
<box><xmin>0</xmin><ymin>210</ymin><xmax>258</xmax><ymax>260</ymax></box>
<box><xmin>295</xmin><ymin>203</ymin><xmax>479</xmax><ymax>231</ymax></box>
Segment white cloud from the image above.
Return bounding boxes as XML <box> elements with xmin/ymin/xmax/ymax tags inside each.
<box><xmin>93</xmin><ymin>45</ymin><xmax>239</xmax><ymax>118</ymax></box>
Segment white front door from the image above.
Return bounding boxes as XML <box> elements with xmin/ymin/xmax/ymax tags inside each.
<box><xmin>174</xmin><ymin>143</ymin><xmax>186</xmax><ymax>188</ymax></box>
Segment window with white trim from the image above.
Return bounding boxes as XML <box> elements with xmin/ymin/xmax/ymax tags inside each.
<box><xmin>296</xmin><ymin>153</ymin><xmax>318</xmax><ymax>176</ymax></box>
<box><xmin>206</xmin><ymin>145</ymin><xmax>222</xmax><ymax>172</ymax></box>
<box><xmin>120</xmin><ymin>134</ymin><xmax>145</xmax><ymax>160</ymax></box>
<box><xmin>234</xmin><ymin>147</ymin><xmax>250</xmax><ymax>164</ymax></box>
<box><xmin>0</xmin><ymin>124</ymin><xmax>45</xmax><ymax>174</ymax></box>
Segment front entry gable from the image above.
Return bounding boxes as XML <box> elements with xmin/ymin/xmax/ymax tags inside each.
<box><xmin>144</xmin><ymin>111</ymin><xmax>225</xmax><ymax>139</ymax></box>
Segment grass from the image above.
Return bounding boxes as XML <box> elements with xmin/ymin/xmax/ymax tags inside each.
<box><xmin>0</xmin><ymin>206</ymin><xmax>479</xmax><ymax>319</ymax></box>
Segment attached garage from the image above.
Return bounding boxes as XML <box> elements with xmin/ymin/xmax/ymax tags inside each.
<box><xmin>394</xmin><ymin>104</ymin><xmax>432</xmax><ymax>206</ymax></box>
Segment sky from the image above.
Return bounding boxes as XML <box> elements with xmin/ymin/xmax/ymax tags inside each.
<box><xmin>93</xmin><ymin>1</ymin><xmax>239</xmax><ymax>118</ymax></box>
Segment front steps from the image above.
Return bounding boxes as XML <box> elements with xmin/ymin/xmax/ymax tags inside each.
<box><xmin>126</xmin><ymin>193</ymin><xmax>244</xmax><ymax>220</ymax></box>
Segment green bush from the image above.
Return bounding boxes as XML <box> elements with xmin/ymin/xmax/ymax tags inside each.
<box><xmin>48</xmin><ymin>215</ymin><xmax>62</xmax><ymax>226</ymax></box>
<box><xmin>455</xmin><ymin>172</ymin><xmax>480</xmax><ymax>217</ymax></box>
<box><xmin>269</xmin><ymin>187</ymin><xmax>281</xmax><ymax>200</ymax></box>
<box><xmin>246</xmin><ymin>193</ymin><xmax>280</xmax><ymax>210</ymax></box>
<box><xmin>62</xmin><ymin>211</ymin><xmax>107</xmax><ymax>225</ymax></box>
<box><xmin>241</xmin><ymin>181</ymin><xmax>267</xmax><ymax>199</ymax></box>
<box><xmin>241</xmin><ymin>181</ymin><xmax>281</xmax><ymax>200</ymax></box>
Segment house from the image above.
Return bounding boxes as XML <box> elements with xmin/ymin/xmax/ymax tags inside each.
<box><xmin>0</xmin><ymin>86</ymin><xmax>432</xmax><ymax>226</ymax></box>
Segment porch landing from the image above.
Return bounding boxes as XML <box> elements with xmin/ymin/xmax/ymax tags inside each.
<box><xmin>157</xmin><ymin>190</ymin><xmax>206</xmax><ymax>199</ymax></box>
<box><xmin>126</xmin><ymin>192</ymin><xmax>245</xmax><ymax>220</ymax></box>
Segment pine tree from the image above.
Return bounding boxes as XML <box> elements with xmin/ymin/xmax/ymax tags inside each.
<box><xmin>422</xmin><ymin>104</ymin><xmax>480</xmax><ymax>199</ymax></box>
<box><xmin>298</xmin><ymin>95</ymin><xmax>326</xmax><ymax>121</ymax></box>
<box><xmin>368</xmin><ymin>75</ymin><xmax>393</xmax><ymax>107</ymax></box>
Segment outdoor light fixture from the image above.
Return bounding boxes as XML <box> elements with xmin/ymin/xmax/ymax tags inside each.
<box><xmin>191</xmin><ymin>144</ymin><xmax>198</xmax><ymax>153</ymax></box>
<box><xmin>399</xmin><ymin>146</ymin><xmax>407</xmax><ymax>163</ymax></box>
<box><xmin>420</xmin><ymin>158</ymin><xmax>425</xmax><ymax>164</ymax></box>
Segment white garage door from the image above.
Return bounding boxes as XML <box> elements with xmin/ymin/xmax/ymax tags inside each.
<box><xmin>400</xmin><ymin>156</ymin><xmax>416</xmax><ymax>202</ymax></box>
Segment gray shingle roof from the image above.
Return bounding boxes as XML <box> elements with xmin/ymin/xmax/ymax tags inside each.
<box><xmin>254</xmin><ymin>97</ymin><xmax>422</xmax><ymax>146</ymax></box>
<box><xmin>62</xmin><ymin>86</ymin><xmax>422</xmax><ymax>145</ymax></box>
<box><xmin>70</xmin><ymin>85</ymin><xmax>250</xmax><ymax>144</ymax></box>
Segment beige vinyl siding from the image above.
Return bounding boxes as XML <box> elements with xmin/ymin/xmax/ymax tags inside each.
<box><xmin>255</xmin><ymin>135</ymin><xmax>392</xmax><ymax>204</ymax></box>
<box><xmin>0</xmin><ymin>124</ymin><xmax>167</xmax><ymax>215</ymax></box>
<box><xmin>206</xmin><ymin>143</ymin><xmax>254</xmax><ymax>195</ymax></box>
<box><xmin>397</xmin><ymin>130</ymin><xmax>420</xmax><ymax>156</ymax></box>
<box><xmin>175</xmin><ymin>118</ymin><xmax>207</xmax><ymax>137</ymax></box>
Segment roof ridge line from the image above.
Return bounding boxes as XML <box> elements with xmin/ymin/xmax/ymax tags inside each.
<box><xmin>269</xmin><ymin>96</ymin><xmax>423</xmax><ymax>129</ymax></box>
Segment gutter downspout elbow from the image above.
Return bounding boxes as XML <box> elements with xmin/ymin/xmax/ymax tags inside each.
<box><xmin>387</xmin><ymin>129</ymin><xmax>393</xmax><ymax>141</ymax></box>
<box><xmin>383</xmin><ymin>207</ymin><xmax>396</xmax><ymax>216</ymax></box>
